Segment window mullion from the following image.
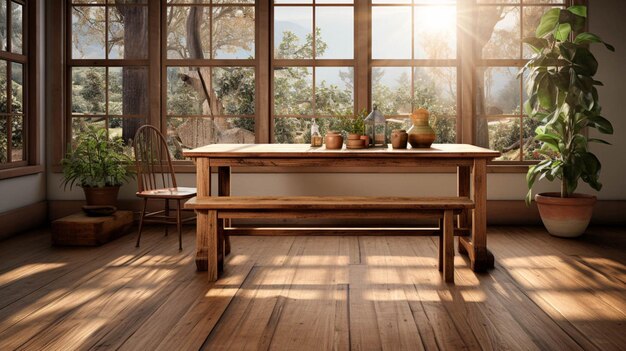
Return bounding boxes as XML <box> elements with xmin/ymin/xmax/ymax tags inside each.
<box><xmin>355</xmin><ymin>0</ymin><xmax>369</xmax><ymax>113</ymax></box>
<box><xmin>460</xmin><ymin>0</ymin><xmax>476</xmax><ymax>145</ymax></box>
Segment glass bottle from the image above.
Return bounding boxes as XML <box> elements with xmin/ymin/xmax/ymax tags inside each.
<box><xmin>310</xmin><ymin>119</ymin><xmax>323</xmax><ymax>147</ymax></box>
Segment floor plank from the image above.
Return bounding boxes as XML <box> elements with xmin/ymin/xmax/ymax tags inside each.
<box><xmin>0</xmin><ymin>226</ymin><xmax>624</xmax><ymax>350</ymax></box>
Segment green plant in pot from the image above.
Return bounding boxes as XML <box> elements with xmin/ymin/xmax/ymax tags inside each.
<box><xmin>522</xmin><ymin>5</ymin><xmax>614</xmax><ymax>237</ymax></box>
<box><xmin>62</xmin><ymin>126</ymin><xmax>135</xmax><ymax>207</ymax></box>
<box><xmin>336</xmin><ymin>108</ymin><xmax>368</xmax><ymax>147</ymax></box>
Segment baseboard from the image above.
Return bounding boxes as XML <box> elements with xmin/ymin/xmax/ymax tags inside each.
<box><xmin>0</xmin><ymin>201</ymin><xmax>48</xmax><ymax>240</ymax></box>
<box><xmin>47</xmin><ymin>199</ymin><xmax>626</xmax><ymax>226</ymax></box>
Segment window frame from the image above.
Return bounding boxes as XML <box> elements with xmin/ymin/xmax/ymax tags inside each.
<box><xmin>474</xmin><ymin>0</ymin><xmax>570</xmax><ymax>165</ymax></box>
<box><xmin>162</xmin><ymin>1</ymin><xmax>259</xmax><ymax>148</ymax></box>
<box><xmin>0</xmin><ymin>0</ymin><xmax>40</xmax><ymax>178</ymax></box>
<box><xmin>270</xmin><ymin>0</ymin><xmax>357</xmax><ymax>142</ymax></box>
<box><xmin>65</xmin><ymin>0</ymin><xmax>153</xmax><ymax>151</ymax></box>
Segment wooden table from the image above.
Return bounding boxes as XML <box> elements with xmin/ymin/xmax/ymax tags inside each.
<box><xmin>183</xmin><ymin>144</ymin><xmax>500</xmax><ymax>272</ymax></box>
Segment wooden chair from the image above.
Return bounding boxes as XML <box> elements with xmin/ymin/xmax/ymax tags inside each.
<box><xmin>133</xmin><ymin>125</ymin><xmax>196</xmax><ymax>250</ymax></box>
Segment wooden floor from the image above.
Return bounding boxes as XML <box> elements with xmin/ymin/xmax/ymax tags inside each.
<box><xmin>0</xmin><ymin>226</ymin><xmax>625</xmax><ymax>351</ymax></box>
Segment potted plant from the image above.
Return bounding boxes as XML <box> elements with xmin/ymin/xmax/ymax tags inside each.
<box><xmin>62</xmin><ymin>126</ymin><xmax>135</xmax><ymax>206</ymax></box>
<box><xmin>523</xmin><ymin>5</ymin><xmax>614</xmax><ymax>237</ymax></box>
<box><xmin>337</xmin><ymin>108</ymin><xmax>368</xmax><ymax>148</ymax></box>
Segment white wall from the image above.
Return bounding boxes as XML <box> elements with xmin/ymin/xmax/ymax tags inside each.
<box><xmin>46</xmin><ymin>0</ymin><xmax>626</xmax><ymax>203</ymax></box>
<box><xmin>0</xmin><ymin>0</ymin><xmax>46</xmax><ymax>214</ymax></box>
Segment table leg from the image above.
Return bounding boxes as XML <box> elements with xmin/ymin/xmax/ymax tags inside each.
<box><xmin>195</xmin><ymin>210</ymin><xmax>209</xmax><ymax>271</ymax></box>
<box><xmin>459</xmin><ymin>158</ymin><xmax>494</xmax><ymax>272</ymax></box>
<box><xmin>207</xmin><ymin>210</ymin><xmax>219</xmax><ymax>282</ymax></box>
<box><xmin>456</xmin><ymin>166</ymin><xmax>471</xmax><ymax>256</ymax></box>
<box><xmin>218</xmin><ymin>166</ymin><xmax>231</xmax><ymax>256</ymax></box>
<box><xmin>195</xmin><ymin>158</ymin><xmax>210</xmax><ymax>271</ymax></box>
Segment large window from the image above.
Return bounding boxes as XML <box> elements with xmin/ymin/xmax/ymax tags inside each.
<box><xmin>0</xmin><ymin>0</ymin><xmax>26</xmax><ymax>169</ymax></box>
<box><xmin>69</xmin><ymin>0</ymin><xmax>149</xmax><ymax>150</ymax></box>
<box><xmin>165</xmin><ymin>1</ymin><xmax>256</xmax><ymax>158</ymax></box>
<box><xmin>370</xmin><ymin>0</ymin><xmax>457</xmax><ymax>144</ymax></box>
<box><xmin>272</xmin><ymin>0</ymin><xmax>355</xmax><ymax>143</ymax></box>
<box><xmin>475</xmin><ymin>0</ymin><xmax>567</xmax><ymax>162</ymax></box>
<box><xmin>63</xmin><ymin>0</ymin><xmax>578</xmax><ymax>166</ymax></box>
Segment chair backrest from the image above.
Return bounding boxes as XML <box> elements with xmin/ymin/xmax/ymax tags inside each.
<box><xmin>133</xmin><ymin>125</ymin><xmax>177</xmax><ymax>192</ymax></box>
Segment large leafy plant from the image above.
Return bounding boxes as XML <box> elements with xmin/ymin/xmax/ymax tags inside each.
<box><xmin>522</xmin><ymin>5</ymin><xmax>614</xmax><ymax>203</ymax></box>
<box><xmin>62</xmin><ymin>126</ymin><xmax>134</xmax><ymax>189</ymax></box>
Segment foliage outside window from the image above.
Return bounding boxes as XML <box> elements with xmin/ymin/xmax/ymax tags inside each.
<box><xmin>272</xmin><ymin>0</ymin><xmax>355</xmax><ymax>144</ymax></box>
<box><xmin>69</xmin><ymin>0</ymin><xmax>149</xmax><ymax>152</ymax></box>
<box><xmin>475</xmin><ymin>0</ymin><xmax>567</xmax><ymax>162</ymax></box>
<box><xmin>166</xmin><ymin>1</ymin><xmax>256</xmax><ymax>159</ymax></box>
<box><xmin>0</xmin><ymin>0</ymin><xmax>26</xmax><ymax>168</ymax></box>
<box><xmin>371</xmin><ymin>0</ymin><xmax>457</xmax><ymax>144</ymax></box>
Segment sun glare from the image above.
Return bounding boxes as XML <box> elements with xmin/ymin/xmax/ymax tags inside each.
<box><xmin>417</xmin><ymin>6</ymin><xmax>456</xmax><ymax>33</ymax></box>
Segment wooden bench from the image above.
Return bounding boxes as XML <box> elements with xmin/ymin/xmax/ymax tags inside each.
<box><xmin>185</xmin><ymin>196</ymin><xmax>475</xmax><ymax>283</ymax></box>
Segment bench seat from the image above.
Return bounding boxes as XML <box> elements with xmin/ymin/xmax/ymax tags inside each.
<box><xmin>185</xmin><ymin>196</ymin><xmax>474</xmax><ymax>284</ymax></box>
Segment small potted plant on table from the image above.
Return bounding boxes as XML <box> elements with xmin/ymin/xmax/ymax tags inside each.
<box><xmin>62</xmin><ymin>126</ymin><xmax>135</xmax><ymax>210</ymax></box>
<box><xmin>338</xmin><ymin>108</ymin><xmax>368</xmax><ymax>149</ymax></box>
<box><xmin>523</xmin><ymin>5</ymin><xmax>614</xmax><ymax>237</ymax></box>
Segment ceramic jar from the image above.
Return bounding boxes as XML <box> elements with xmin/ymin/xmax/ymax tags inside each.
<box><xmin>407</xmin><ymin>108</ymin><xmax>436</xmax><ymax>148</ymax></box>
<box><xmin>324</xmin><ymin>131</ymin><xmax>344</xmax><ymax>150</ymax></box>
<box><xmin>390</xmin><ymin>129</ymin><xmax>408</xmax><ymax>149</ymax></box>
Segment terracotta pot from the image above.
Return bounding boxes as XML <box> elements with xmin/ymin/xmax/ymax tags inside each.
<box><xmin>408</xmin><ymin>108</ymin><xmax>436</xmax><ymax>148</ymax></box>
<box><xmin>83</xmin><ymin>186</ymin><xmax>120</xmax><ymax>206</ymax></box>
<box><xmin>347</xmin><ymin>133</ymin><xmax>361</xmax><ymax>140</ymax></box>
<box><xmin>346</xmin><ymin>139</ymin><xmax>366</xmax><ymax>148</ymax></box>
<box><xmin>535</xmin><ymin>192</ymin><xmax>596</xmax><ymax>238</ymax></box>
<box><xmin>390</xmin><ymin>129</ymin><xmax>408</xmax><ymax>149</ymax></box>
<box><xmin>324</xmin><ymin>132</ymin><xmax>344</xmax><ymax>150</ymax></box>
<box><xmin>359</xmin><ymin>135</ymin><xmax>370</xmax><ymax>148</ymax></box>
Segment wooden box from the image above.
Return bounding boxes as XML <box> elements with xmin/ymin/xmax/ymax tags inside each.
<box><xmin>51</xmin><ymin>211</ymin><xmax>134</xmax><ymax>246</ymax></box>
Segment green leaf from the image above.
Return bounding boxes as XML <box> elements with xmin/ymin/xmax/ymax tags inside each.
<box><xmin>572</xmin><ymin>48</ymin><xmax>598</xmax><ymax>76</ymax></box>
<box><xmin>522</xmin><ymin>37</ymin><xmax>549</xmax><ymax>53</ymax></box>
<box><xmin>587</xmin><ymin>138</ymin><xmax>611</xmax><ymax>145</ymax></box>
<box><xmin>567</xmin><ymin>5</ymin><xmax>587</xmax><ymax>18</ymax></box>
<box><xmin>574</xmin><ymin>32</ymin><xmax>602</xmax><ymax>45</ymax></box>
<box><xmin>536</xmin><ymin>8</ymin><xmax>561</xmax><ymax>38</ymax></box>
<box><xmin>588</xmin><ymin>115</ymin><xmax>614</xmax><ymax>134</ymax></box>
<box><xmin>574</xmin><ymin>32</ymin><xmax>615</xmax><ymax>52</ymax></box>
<box><xmin>555</xmin><ymin>23</ymin><xmax>572</xmax><ymax>42</ymax></box>
<box><xmin>537</xmin><ymin>75</ymin><xmax>555</xmax><ymax>109</ymax></box>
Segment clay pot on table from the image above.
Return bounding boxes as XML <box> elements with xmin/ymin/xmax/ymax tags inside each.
<box><xmin>390</xmin><ymin>129</ymin><xmax>408</xmax><ymax>149</ymax></box>
<box><xmin>408</xmin><ymin>108</ymin><xmax>436</xmax><ymax>148</ymax></box>
<box><xmin>325</xmin><ymin>131</ymin><xmax>344</xmax><ymax>150</ymax></box>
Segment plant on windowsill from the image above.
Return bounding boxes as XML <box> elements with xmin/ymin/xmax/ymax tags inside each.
<box><xmin>522</xmin><ymin>5</ymin><xmax>614</xmax><ymax>237</ymax></box>
<box><xmin>62</xmin><ymin>126</ymin><xmax>135</xmax><ymax>207</ymax></box>
<box><xmin>337</xmin><ymin>108</ymin><xmax>368</xmax><ymax>148</ymax></box>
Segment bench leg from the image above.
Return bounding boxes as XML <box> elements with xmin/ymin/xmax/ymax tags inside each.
<box><xmin>438</xmin><ymin>218</ymin><xmax>443</xmax><ymax>272</ymax></box>
<box><xmin>443</xmin><ymin>210</ymin><xmax>454</xmax><ymax>283</ymax></box>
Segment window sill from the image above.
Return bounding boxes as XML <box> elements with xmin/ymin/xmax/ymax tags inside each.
<box><xmin>0</xmin><ymin>165</ymin><xmax>45</xmax><ymax>180</ymax></box>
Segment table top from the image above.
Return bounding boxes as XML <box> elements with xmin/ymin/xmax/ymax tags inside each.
<box><xmin>183</xmin><ymin>143</ymin><xmax>500</xmax><ymax>159</ymax></box>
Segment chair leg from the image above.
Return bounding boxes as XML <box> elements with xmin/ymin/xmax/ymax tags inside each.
<box><xmin>164</xmin><ymin>199</ymin><xmax>170</xmax><ymax>236</ymax></box>
<box><xmin>176</xmin><ymin>200</ymin><xmax>182</xmax><ymax>251</ymax></box>
<box><xmin>136</xmin><ymin>198</ymin><xmax>148</xmax><ymax>248</ymax></box>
